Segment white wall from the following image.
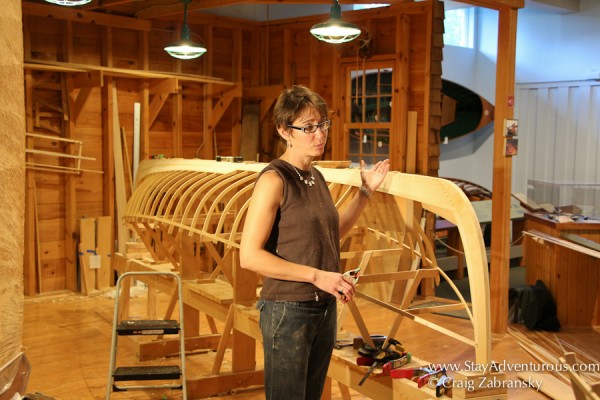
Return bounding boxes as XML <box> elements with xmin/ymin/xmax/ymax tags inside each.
<box><xmin>440</xmin><ymin>0</ymin><xmax>600</xmax><ymax>195</ymax></box>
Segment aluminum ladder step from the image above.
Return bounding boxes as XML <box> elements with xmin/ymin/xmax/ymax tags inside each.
<box><xmin>113</xmin><ymin>365</ymin><xmax>181</xmax><ymax>381</ymax></box>
<box><xmin>117</xmin><ymin>320</ymin><xmax>180</xmax><ymax>335</ymax></box>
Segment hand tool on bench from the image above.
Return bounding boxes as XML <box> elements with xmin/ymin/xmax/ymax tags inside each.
<box><xmin>389</xmin><ymin>366</ymin><xmax>432</xmax><ymax>380</ymax></box>
<box><xmin>381</xmin><ymin>352</ymin><xmax>412</xmax><ymax>375</ymax></box>
<box><xmin>334</xmin><ymin>339</ymin><xmax>354</xmax><ymax>349</ymax></box>
<box><xmin>435</xmin><ymin>374</ymin><xmax>453</xmax><ymax>397</ymax></box>
<box><xmin>336</xmin><ymin>334</ymin><xmax>386</xmax><ymax>350</ymax></box>
<box><xmin>358</xmin><ymin>338</ymin><xmax>402</xmax><ymax>386</ymax></box>
<box><xmin>389</xmin><ymin>365</ymin><xmax>446</xmax><ymax>386</ymax></box>
<box><xmin>353</xmin><ymin>334</ymin><xmax>387</xmax><ymax>349</ymax></box>
<box><xmin>356</xmin><ymin>351</ymin><xmax>402</xmax><ymax>366</ymax></box>
<box><xmin>416</xmin><ymin>366</ymin><xmax>446</xmax><ymax>389</ymax></box>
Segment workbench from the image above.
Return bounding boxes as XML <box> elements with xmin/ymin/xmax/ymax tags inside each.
<box><xmin>522</xmin><ymin>212</ymin><xmax>600</xmax><ymax>326</ymax></box>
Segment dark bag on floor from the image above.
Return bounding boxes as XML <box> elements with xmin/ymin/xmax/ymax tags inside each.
<box><xmin>508</xmin><ymin>279</ymin><xmax>561</xmax><ymax>332</ymax></box>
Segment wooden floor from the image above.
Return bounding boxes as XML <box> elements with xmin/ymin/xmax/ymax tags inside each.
<box><xmin>21</xmin><ymin>288</ymin><xmax>600</xmax><ymax>400</ymax></box>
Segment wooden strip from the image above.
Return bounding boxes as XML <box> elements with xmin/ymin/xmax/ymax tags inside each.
<box><xmin>33</xmin><ymin>181</ymin><xmax>42</xmax><ymax>293</ymax></box>
<box><xmin>112</xmin><ymin>85</ymin><xmax>129</xmax><ymax>254</ymax></box>
<box><xmin>133</xmin><ymin>103</ymin><xmax>141</xmax><ymax>184</ymax></box>
<box><xmin>120</xmin><ymin>127</ymin><xmax>133</xmax><ymax>199</ymax></box>
<box><xmin>95</xmin><ymin>216</ymin><xmax>112</xmax><ymax>290</ymax></box>
<box><xmin>24</xmin><ymin>60</ymin><xmax>231</xmax><ymax>85</ymax></box>
<box><xmin>356</xmin><ymin>292</ymin><xmax>476</xmax><ymax>347</ymax></box>
<box><xmin>561</xmin><ymin>232</ymin><xmax>600</xmax><ymax>253</ymax></box>
<box><xmin>211</xmin><ymin>306</ymin><xmax>234</xmax><ymax>375</ymax></box>
<box><xmin>525</xmin><ymin>230</ymin><xmax>600</xmax><ymax>259</ymax></box>
<box><xmin>346</xmin><ymin>301</ymin><xmax>375</xmax><ymax>349</ymax></box>
<box><xmin>26</xmin><ymin>132</ymin><xmax>81</xmax><ymax>144</ymax></box>
<box><xmin>25</xmin><ymin>148</ymin><xmax>95</xmax><ymax>161</ymax></box>
<box><xmin>516</xmin><ymin>371</ymin><xmax>575</xmax><ymax>400</ymax></box>
<box><xmin>358</xmin><ymin>269</ymin><xmax>439</xmax><ymax>284</ymax></box>
<box><xmin>405</xmin><ymin>111</ymin><xmax>417</xmax><ymax>173</ymax></box>
<box><xmin>25</xmin><ymin>163</ymin><xmax>103</xmax><ymax>174</ymax></box>
<box><xmin>78</xmin><ymin>218</ymin><xmax>96</xmax><ymax>295</ymax></box>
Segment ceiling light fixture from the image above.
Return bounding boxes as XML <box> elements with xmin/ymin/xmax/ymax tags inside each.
<box><xmin>164</xmin><ymin>0</ymin><xmax>207</xmax><ymax>60</ymax></box>
<box><xmin>44</xmin><ymin>0</ymin><xmax>92</xmax><ymax>5</ymax></box>
<box><xmin>310</xmin><ymin>0</ymin><xmax>361</xmax><ymax>44</ymax></box>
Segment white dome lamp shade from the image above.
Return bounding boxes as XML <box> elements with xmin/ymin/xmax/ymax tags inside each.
<box><xmin>44</xmin><ymin>0</ymin><xmax>93</xmax><ymax>5</ymax></box>
<box><xmin>310</xmin><ymin>0</ymin><xmax>361</xmax><ymax>44</ymax></box>
<box><xmin>164</xmin><ymin>0</ymin><xmax>207</xmax><ymax>60</ymax></box>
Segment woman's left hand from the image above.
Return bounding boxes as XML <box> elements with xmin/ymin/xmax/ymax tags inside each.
<box><xmin>360</xmin><ymin>159</ymin><xmax>390</xmax><ymax>193</ymax></box>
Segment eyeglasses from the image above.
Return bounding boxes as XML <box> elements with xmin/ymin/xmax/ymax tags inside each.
<box><xmin>287</xmin><ymin>119</ymin><xmax>331</xmax><ymax>134</ymax></box>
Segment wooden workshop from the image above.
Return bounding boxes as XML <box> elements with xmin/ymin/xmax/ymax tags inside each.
<box><xmin>1</xmin><ymin>0</ymin><xmax>599</xmax><ymax>399</ymax></box>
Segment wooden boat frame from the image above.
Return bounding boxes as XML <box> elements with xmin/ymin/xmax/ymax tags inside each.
<box><xmin>119</xmin><ymin>158</ymin><xmax>491</xmax><ymax>398</ymax></box>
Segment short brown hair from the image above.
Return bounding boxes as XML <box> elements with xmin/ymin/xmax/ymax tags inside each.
<box><xmin>273</xmin><ymin>85</ymin><xmax>328</xmax><ymax>130</ymax></box>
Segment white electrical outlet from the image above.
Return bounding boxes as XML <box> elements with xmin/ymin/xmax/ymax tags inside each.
<box><xmin>90</xmin><ymin>254</ymin><xmax>101</xmax><ymax>269</ymax></box>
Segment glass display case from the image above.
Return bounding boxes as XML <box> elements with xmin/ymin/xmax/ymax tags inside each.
<box><xmin>527</xmin><ymin>180</ymin><xmax>600</xmax><ymax>219</ymax></box>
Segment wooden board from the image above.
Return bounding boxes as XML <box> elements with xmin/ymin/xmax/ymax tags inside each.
<box><xmin>78</xmin><ymin>217</ymin><xmax>96</xmax><ymax>294</ymax></box>
<box><xmin>95</xmin><ymin>216</ymin><xmax>112</xmax><ymax>289</ymax></box>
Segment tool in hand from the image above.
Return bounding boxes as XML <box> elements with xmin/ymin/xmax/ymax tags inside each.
<box><xmin>358</xmin><ymin>338</ymin><xmax>402</xmax><ymax>386</ymax></box>
<box><xmin>339</xmin><ymin>267</ymin><xmax>361</xmax><ymax>300</ymax></box>
<box><xmin>343</xmin><ymin>266</ymin><xmax>361</xmax><ymax>283</ymax></box>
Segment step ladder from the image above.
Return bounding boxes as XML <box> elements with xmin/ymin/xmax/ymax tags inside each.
<box><xmin>106</xmin><ymin>271</ymin><xmax>187</xmax><ymax>399</ymax></box>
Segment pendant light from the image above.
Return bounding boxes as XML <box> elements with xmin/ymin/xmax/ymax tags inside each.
<box><xmin>310</xmin><ymin>0</ymin><xmax>361</xmax><ymax>44</ymax></box>
<box><xmin>44</xmin><ymin>0</ymin><xmax>92</xmax><ymax>5</ymax></box>
<box><xmin>164</xmin><ymin>0</ymin><xmax>207</xmax><ymax>60</ymax></box>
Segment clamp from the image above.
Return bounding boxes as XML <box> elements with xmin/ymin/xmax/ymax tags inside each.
<box><xmin>357</xmin><ymin>338</ymin><xmax>402</xmax><ymax>386</ymax></box>
<box><xmin>381</xmin><ymin>352</ymin><xmax>412</xmax><ymax>375</ymax></box>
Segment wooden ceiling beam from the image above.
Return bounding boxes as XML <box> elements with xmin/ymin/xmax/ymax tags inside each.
<box><xmin>106</xmin><ymin>0</ymin><xmax>409</xmax><ymax>19</ymax></box>
<box><xmin>458</xmin><ymin>0</ymin><xmax>525</xmax><ymax>10</ymax></box>
<box><xmin>22</xmin><ymin>2</ymin><xmax>152</xmax><ymax>31</ymax></box>
<box><xmin>81</xmin><ymin>0</ymin><xmax>143</xmax><ymax>10</ymax></box>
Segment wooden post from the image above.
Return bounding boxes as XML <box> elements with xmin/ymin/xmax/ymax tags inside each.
<box><xmin>112</xmin><ymin>84</ymin><xmax>130</xmax><ymax>254</ymax></box>
<box><xmin>394</xmin><ymin>14</ymin><xmax>410</xmax><ymax>173</ymax></box>
<box><xmin>63</xmin><ymin>27</ymin><xmax>78</xmax><ymax>291</ymax></box>
<box><xmin>24</xmin><ymin>70</ymin><xmax>37</xmax><ymax>296</ymax></box>
<box><xmin>0</xmin><ymin>0</ymin><xmax>25</xmax><ymax>371</ymax></box>
<box><xmin>490</xmin><ymin>5</ymin><xmax>519</xmax><ymax>334</ymax></box>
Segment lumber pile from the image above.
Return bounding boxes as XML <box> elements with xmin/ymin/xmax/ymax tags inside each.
<box><xmin>508</xmin><ymin>325</ymin><xmax>600</xmax><ymax>400</ymax></box>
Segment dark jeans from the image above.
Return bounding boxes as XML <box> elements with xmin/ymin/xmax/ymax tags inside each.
<box><xmin>257</xmin><ymin>297</ymin><xmax>337</xmax><ymax>400</ymax></box>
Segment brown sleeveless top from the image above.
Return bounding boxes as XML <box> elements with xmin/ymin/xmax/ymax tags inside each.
<box><xmin>258</xmin><ymin>159</ymin><xmax>340</xmax><ymax>301</ymax></box>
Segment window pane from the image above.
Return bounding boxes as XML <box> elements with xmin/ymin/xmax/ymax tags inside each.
<box><xmin>378</xmin><ymin>96</ymin><xmax>392</xmax><ymax>122</ymax></box>
<box><xmin>351</xmin><ymin>99</ymin><xmax>363</xmax><ymax>123</ymax></box>
<box><xmin>375</xmin><ymin>129</ymin><xmax>390</xmax><ymax>156</ymax></box>
<box><xmin>347</xmin><ymin>66</ymin><xmax>393</xmax><ymax>166</ymax></box>
<box><xmin>444</xmin><ymin>7</ymin><xmax>474</xmax><ymax>48</ymax></box>
<box><xmin>362</xmin><ymin>129</ymin><xmax>374</xmax><ymax>156</ymax></box>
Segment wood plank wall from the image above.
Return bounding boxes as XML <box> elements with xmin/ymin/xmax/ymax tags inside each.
<box><xmin>1</xmin><ymin>0</ymin><xmax>25</xmax><ymax>370</ymax></box>
<box><xmin>21</xmin><ymin>1</ymin><xmax>443</xmax><ymax>295</ymax></box>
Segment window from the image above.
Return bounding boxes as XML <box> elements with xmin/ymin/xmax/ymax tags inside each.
<box><xmin>347</xmin><ymin>67</ymin><xmax>392</xmax><ymax>166</ymax></box>
<box><xmin>444</xmin><ymin>7</ymin><xmax>475</xmax><ymax>48</ymax></box>
<box><xmin>353</xmin><ymin>4</ymin><xmax>389</xmax><ymax>11</ymax></box>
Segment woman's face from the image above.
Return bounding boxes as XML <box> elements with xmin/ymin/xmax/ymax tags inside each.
<box><xmin>284</xmin><ymin>108</ymin><xmax>329</xmax><ymax>157</ymax></box>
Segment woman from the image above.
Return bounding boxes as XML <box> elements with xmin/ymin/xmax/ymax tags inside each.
<box><xmin>240</xmin><ymin>85</ymin><xmax>389</xmax><ymax>399</ymax></box>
